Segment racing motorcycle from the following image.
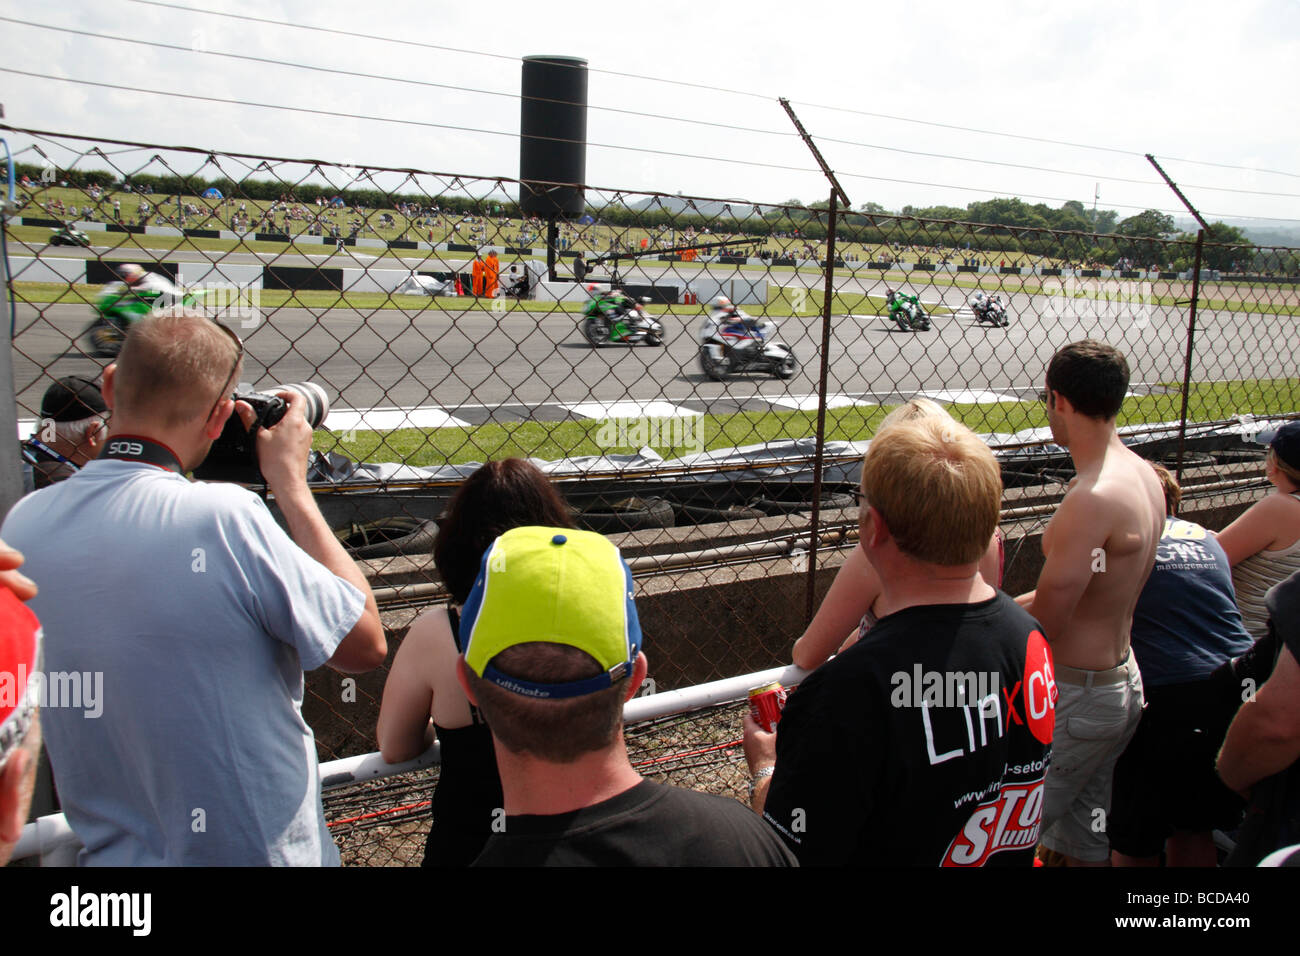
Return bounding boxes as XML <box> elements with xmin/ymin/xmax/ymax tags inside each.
<box><xmin>970</xmin><ymin>292</ymin><xmax>1010</xmax><ymax>328</ymax></box>
<box><xmin>50</xmin><ymin>226</ymin><xmax>92</xmax><ymax>247</ymax></box>
<box><xmin>885</xmin><ymin>289</ymin><xmax>930</xmax><ymax>332</ymax></box>
<box><xmin>81</xmin><ymin>269</ymin><xmax>208</xmax><ymax>358</ymax></box>
<box><xmin>698</xmin><ymin>304</ymin><xmax>798</xmax><ymax>381</ymax></box>
<box><xmin>580</xmin><ymin>288</ymin><xmax>664</xmax><ymax>347</ymax></box>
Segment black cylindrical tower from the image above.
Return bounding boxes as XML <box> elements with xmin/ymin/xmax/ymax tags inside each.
<box><xmin>519</xmin><ymin>55</ymin><xmax>587</xmax><ymax>219</ymax></box>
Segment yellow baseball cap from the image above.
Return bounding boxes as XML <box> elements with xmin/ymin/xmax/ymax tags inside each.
<box><xmin>460</xmin><ymin>527</ymin><xmax>642</xmax><ymax>699</ymax></box>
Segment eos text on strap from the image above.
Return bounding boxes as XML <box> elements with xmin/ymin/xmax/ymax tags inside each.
<box><xmin>101</xmin><ymin>436</ymin><xmax>184</xmax><ymax>474</ymax></box>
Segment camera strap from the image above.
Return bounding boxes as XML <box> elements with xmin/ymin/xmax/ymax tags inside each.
<box><xmin>100</xmin><ymin>435</ymin><xmax>184</xmax><ymax>474</ymax></box>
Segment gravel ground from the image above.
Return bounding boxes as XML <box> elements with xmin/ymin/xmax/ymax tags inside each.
<box><xmin>327</xmin><ymin>700</ymin><xmax>752</xmax><ymax>867</ymax></box>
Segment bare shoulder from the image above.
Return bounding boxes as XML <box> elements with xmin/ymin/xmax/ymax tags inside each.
<box><xmin>1055</xmin><ymin>472</ymin><xmax>1113</xmax><ymax>528</ymax></box>
<box><xmin>397</xmin><ymin>606</ymin><xmax>459</xmax><ymax>673</ymax></box>
<box><xmin>1100</xmin><ymin>447</ymin><xmax>1163</xmax><ymax>513</ymax></box>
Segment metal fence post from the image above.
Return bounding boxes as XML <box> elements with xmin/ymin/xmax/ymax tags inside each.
<box><xmin>1147</xmin><ymin>154</ymin><xmax>1213</xmax><ymax>484</ymax></box>
<box><xmin>805</xmin><ymin>190</ymin><xmax>838</xmax><ymax>622</ymax></box>
<box><xmin>1176</xmin><ymin>229</ymin><xmax>1206</xmax><ymax>483</ymax></box>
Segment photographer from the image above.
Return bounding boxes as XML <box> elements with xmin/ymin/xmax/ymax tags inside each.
<box><xmin>1</xmin><ymin>310</ymin><xmax>386</xmax><ymax>866</ymax></box>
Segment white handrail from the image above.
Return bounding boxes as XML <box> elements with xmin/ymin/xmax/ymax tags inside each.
<box><xmin>12</xmin><ymin>663</ymin><xmax>809</xmax><ymax>863</ymax></box>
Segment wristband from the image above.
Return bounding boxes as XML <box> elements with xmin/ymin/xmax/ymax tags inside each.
<box><xmin>748</xmin><ymin>765</ymin><xmax>775</xmax><ymax>799</ymax></box>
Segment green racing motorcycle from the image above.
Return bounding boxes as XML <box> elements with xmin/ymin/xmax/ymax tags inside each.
<box><xmin>81</xmin><ymin>267</ymin><xmax>208</xmax><ymax>358</ymax></box>
<box><xmin>885</xmin><ymin>288</ymin><xmax>930</xmax><ymax>332</ymax></box>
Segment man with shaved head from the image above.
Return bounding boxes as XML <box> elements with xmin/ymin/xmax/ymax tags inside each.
<box><xmin>2</xmin><ymin>310</ymin><xmax>386</xmax><ymax>865</ymax></box>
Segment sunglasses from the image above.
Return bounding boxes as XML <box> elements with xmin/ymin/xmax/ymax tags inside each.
<box><xmin>205</xmin><ymin>319</ymin><xmax>244</xmax><ymax>425</ymax></box>
<box><xmin>850</xmin><ymin>488</ymin><xmax>867</xmax><ymax>506</ymax></box>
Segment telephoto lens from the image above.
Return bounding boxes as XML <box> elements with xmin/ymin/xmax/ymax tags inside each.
<box><xmin>194</xmin><ymin>382</ymin><xmax>331</xmax><ymax>484</ymax></box>
<box><xmin>260</xmin><ymin>383</ymin><xmax>330</xmax><ymax>430</ymax></box>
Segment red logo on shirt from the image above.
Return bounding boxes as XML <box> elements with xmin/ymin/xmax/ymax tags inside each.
<box><xmin>1022</xmin><ymin>630</ymin><xmax>1056</xmax><ymax>745</ymax></box>
<box><xmin>941</xmin><ymin>778</ymin><xmax>1045</xmax><ymax>866</ymax></box>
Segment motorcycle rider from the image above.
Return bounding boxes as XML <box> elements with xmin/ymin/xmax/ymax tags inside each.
<box><xmin>87</xmin><ymin>264</ymin><xmax>187</xmax><ymax>357</ymax></box>
<box><xmin>712</xmin><ymin>296</ymin><xmax>764</xmax><ymax>359</ymax></box>
<box><xmin>585</xmin><ymin>285</ymin><xmax>637</xmax><ymax>343</ymax></box>
<box><xmin>101</xmin><ymin>263</ymin><xmax>186</xmax><ymax>320</ymax></box>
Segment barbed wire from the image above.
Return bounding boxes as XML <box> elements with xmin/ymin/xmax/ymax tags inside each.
<box><xmin>819</xmin><ymin>135</ymin><xmax>1300</xmax><ymax>200</ymax></box>
<box><xmin>9</xmin><ymin>104</ymin><xmax>1294</xmax><ymax>224</ymax></box>
<box><xmin>829</xmin><ymin>169</ymin><xmax>1300</xmax><ymax>223</ymax></box>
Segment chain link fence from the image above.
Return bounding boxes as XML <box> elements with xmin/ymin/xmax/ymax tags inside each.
<box><xmin>5</xmin><ymin>128</ymin><xmax>1298</xmax><ymax>862</ymax></box>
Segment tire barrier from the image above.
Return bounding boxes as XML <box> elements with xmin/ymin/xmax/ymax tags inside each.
<box><xmin>751</xmin><ymin>487</ymin><xmax>857</xmax><ymax>516</ymax></box>
<box><xmin>674</xmin><ymin>502</ymin><xmax>769</xmax><ymax>526</ymax></box>
<box><xmin>1214</xmin><ymin>448</ymin><xmax>1267</xmax><ymax>465</ymax></box>
<box><xmin>1157</xmin><ymin>451</ymin><xmax>1217</xmax><ymax>469</ymax></box>
<box><xmin>335</xmin><ymin>517</ymin><xmax>439</xmax><ymax>560</ymax></box>
<box><xmin>576</xmin><ymin>496</ymin><xmax>676</xmax><ymax>534</ymax></box>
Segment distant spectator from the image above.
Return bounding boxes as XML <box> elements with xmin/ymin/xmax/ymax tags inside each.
<box><xmin>1217</xmin><ymin>421</ymin><xmax>1300</xmax><ymax>640</ymax></box>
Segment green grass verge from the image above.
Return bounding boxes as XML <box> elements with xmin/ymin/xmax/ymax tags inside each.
<box><xmin>310</xmin><ymin>378</ymin><xmax>1300</xmax><ymax>467</ymax></box>
<box><xmin>8</xmin><ymin>282</ymin><xmax>950</xmax><ymax>319</ymax></box>
<box><xmin>12</xmin><ymin>223</ymin><xmax>1293</xmax><ymax>317</ymax></box>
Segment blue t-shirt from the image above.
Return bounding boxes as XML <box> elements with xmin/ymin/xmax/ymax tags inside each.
<box><xmin>1132</xmin><ymin>518</ymin><xmax>1254</xmax><ymax>687</ymax></box>
<box><xmin>2</xmin><ymin>459</ymin><xmax>365</xmax><ymax>865</ymax></box>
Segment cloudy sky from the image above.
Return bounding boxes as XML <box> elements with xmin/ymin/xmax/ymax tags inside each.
<box><xmin>3</xmin><ymin>0</ymin><xmax>1297</xmax><ymax>224</ymax></box>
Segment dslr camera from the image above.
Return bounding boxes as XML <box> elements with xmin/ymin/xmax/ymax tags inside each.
<box><xmin>194</xmin><ymin>382</ymin><xmax>330</xmax><ymax>484</ymax></box>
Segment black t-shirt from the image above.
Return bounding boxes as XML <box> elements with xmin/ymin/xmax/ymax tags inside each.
<box><xmin>763</xmin><ymin>592</ymin><xmax>1055</xmax><ymax>866</ymax></box>
<box><xmin>472</xmin><ymin>779</ymin><xmax>797</xmax><ymax>867</ymax></box>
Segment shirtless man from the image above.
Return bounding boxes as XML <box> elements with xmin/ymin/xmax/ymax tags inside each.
<box><xmin>1018</xmin><ymin>339</ymin><xmax>1164</xmax><ymax>866</ymax></box>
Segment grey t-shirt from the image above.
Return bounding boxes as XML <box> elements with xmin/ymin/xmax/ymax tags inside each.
<box><xmin>3</xmin><ymin>459</ymin><xmax>364</xmax><ymax>865</ymax></box>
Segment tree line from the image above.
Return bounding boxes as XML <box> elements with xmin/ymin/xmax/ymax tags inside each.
<box><xmin>11</xmin><ymin>164</ymin><xmax>1272</xmax><ymax>273</ymax></box>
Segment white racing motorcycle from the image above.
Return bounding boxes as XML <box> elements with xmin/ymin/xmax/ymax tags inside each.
<box><xmin>970</xmin><ymin>292</ymin><xmax>1010</xmax><ymax>328</ymax></box>
<box><xmin>698</xmin><ymin>301</ymin><xmax>798</xmax><ymax>381</ymax></box>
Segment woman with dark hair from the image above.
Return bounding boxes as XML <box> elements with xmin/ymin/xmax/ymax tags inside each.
<box><xmin>377</xmin><ymin>458</ymin><xmax>574</xmax><ymax>866</ymax></box>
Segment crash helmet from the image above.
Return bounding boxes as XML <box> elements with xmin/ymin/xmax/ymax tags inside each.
<box><xmin>117</xmin><ymin>263</ymin><xmax>146</xmax><ymax>284</ymax></box>
<box><xmin>714</xmin><ymin>296</ymin><xmax>731</xmax><ymax>309</ymax></box>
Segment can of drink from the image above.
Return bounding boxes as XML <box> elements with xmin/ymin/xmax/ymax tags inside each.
<box><xmin>748</xmin><ymin>681</ymin><xmax>787</xmax><ymax>733</ymax></box>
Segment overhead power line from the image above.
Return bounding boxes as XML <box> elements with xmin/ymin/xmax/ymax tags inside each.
<box><xmin>0</xmin><ymin>16</ymin><xmax>792</xmax><ymax>141</ymax></box>
<box><xmin>0</xmin><ymin>69</ymin><xmax>821</xmax><ymax>177</ymax></box>
<box><xmin>120</xmin><ymin>0</ymin><xmax>1299</xmax><ymax>182</ymax></box>
<box><xmin>14</xmin><ymin>15</ymin><xmax>1297</xmax><ymax>204</ymax></box>
<box><xmin>124</xmin><ymin>0</ymin><xmax>771</xmax><ymax>103</ymax></box>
